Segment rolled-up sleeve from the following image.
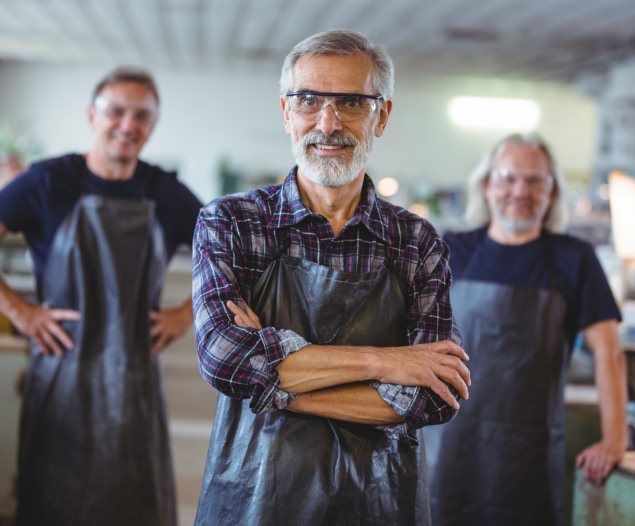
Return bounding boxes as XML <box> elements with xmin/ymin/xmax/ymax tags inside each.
<box><xmin>192</xmin><ymin>201</ymin><xmax>309</xmax><ymax>413</ymax></box>
<box><xmin>369</xmin><ymin>231</ymin><xmax>462</xmax><ymax>444</ymax></box>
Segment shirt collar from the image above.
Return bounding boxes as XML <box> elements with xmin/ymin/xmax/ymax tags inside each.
<box><xmin>269</xmin><ymin>166</ymin><xmax>392</xmax><ymax>244</ymax></box>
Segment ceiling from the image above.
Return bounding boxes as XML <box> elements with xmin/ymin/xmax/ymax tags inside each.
<box><xmin>2</xmin><ymin>0</ymin><xmax>635</xmax><ymax>82</ymax></box>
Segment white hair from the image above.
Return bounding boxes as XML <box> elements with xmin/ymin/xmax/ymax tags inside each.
<box><xmin>279</xmin><ymin>29</ymin><xmax>394</xmax><ymax>99</ymax></box>
<box><xmin>464</xmin><ymin>133</ymin><xmax>568</xmax><ymax>233</ymax></box>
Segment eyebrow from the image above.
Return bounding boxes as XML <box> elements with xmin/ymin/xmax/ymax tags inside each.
<box><xmin>285</xmin><ymin>90</ymin><xmax>382</xmax><ymax>100</ymax></box>
<box><xmin>94</xmin><ymin>95</ymin><xmax>158</xmax><ymax>111</ymax></box>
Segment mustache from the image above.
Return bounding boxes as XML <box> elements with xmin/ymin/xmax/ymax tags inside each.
<box><xmin>300</xmin><ymin>131</ymin><xmax>358</xmax><ymax>149</ymax></box>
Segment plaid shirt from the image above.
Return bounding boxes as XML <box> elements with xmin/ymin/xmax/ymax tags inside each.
<box><xmin>193</xmin><ymin>168</ymin><xmax>461</xmax><ymax>444</ymax></box>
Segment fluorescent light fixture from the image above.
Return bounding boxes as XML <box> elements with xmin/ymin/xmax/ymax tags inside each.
<box><xmin>448</xmin><ymin>96</ymin><xmax>541</xmax><ymax>130</ymax></box>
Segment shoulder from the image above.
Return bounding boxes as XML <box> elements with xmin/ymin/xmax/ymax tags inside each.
<box><xmin>199</xmin><ymin>182</ymin><xmax>283</xmax><ymax>230</ymax></box>
<box><xmin>137</xmin><ymin>159</ymin><xmax>180</xmax><ymax>192</ymax></box>
<box><xmin>23</xmin><ymin>153</ymin><xmax>83</xmax><ymax>181</ymax></box>
<box><xmin>544</xmin><ymin>232</ymin><xmax>620</xmax><ymax>326</ymax></box>
<box><xmin>543</xmin><ymin>231</ymin><xmax>596</xmax><ymax>260</ymax></box>
<box><xmin>545</xmin><ymin>232</ymin><xmax>607</xmax><ymax>288</ymax></box>
<box><xmin>0</xmin><ymin>153</ymin><xmax>82</xmax><ymax>231</ymax></box>
<box><xmin>443</xmin><ymin>227</ymin><xmax>485</xmax><ymax>247</ymax></box>
<box><xmin>4</xmin><ymin>153</ymin><xmax>82</xmax><ymax>196</ymax></box>
<box><xmin>137</xmin><ymin>158</ymin><xmax>174</xmax><ymax>179</ymax></box>
<box><xmin>443</xmin><ymin>227</ymin><xmax>486</xmax><ymax>257</ymax></box>
<box><xmin>138</xmin><ymin>159</ymin><xmax>202</xmax><ymax>206</ymax></box>
<box><xmin>374</xmin><ymin>196</ymin><xmax>441</xmax><ymax>245</ymax></box>
<box><xmin>30</xmin><ymin>152</ymin><xmax>82</xmax><ymax>172</ymax></box>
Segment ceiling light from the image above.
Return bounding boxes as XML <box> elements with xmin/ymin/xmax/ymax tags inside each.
<box><xmin>377</xmin><ymin>177</ymin><xmax>399</xmax><ymax>197</ymax></box>
<box><xmin>448</xmin><ymin>96</ymin><xmax>541</xmax><ymax>131</ymax></box>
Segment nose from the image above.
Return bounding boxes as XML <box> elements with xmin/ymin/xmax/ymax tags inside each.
<box><xmin>509</xmin><ymin>177</ymin><xmax>533</xmax><ymax>195</ymax></box>
<box><xmin>513</xmin><ymin>183</ymin><xmax>531</xmax><ymax>195</ymax></box>
<box><xmin>314</xmin><ymin>102</ymin><xmax>343</xmax><ymax>135</ymax></box>
<box><xmin>118</xmin><ymin>111</ymin><xmax>138</xmax><ymax>132</ymax></box>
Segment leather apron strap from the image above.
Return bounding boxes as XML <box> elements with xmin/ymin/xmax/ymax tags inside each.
<box><xmin>425</xmin><ymin>236</ymin><xmax>569</xmax><ymax>526</ymax></box>
<box><xmin>17</xmin><ymin>195</ymin><xmax>176</xmax><ymax>526</ymax></box>
<box><xmin>196</xmin><ymin>253</ymin><xmax>429</xmax><ymax>526</ymax></box>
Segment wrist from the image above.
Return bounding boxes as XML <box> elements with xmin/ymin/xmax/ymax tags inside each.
<box><xmin>179</xmin><ymin>300</ymin><xmax>193</xmax><ymax>321</ymax></box>
<box><xmin>603</xmin><ymin>433</ymin><xmax>628</xmax><ymax>451</ymax></box>
<box><xmin>2</xmin><ymin>291</ymin><xmax>28</xmax><ymax>325</ymax></box>
<box><xmin>360</xmin><ymin>346</ymin><xmax>383</xmax><ymax>382</ymax></box>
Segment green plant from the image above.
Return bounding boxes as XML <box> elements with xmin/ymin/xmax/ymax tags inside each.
<box><xmin>0</xmin><ymin>119</ymin><xmax>42</xmax><ymax>162</ymax></box>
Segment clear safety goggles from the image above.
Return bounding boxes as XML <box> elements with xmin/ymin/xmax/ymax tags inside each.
<box><xmin>93</xmin><ymin>95</ymin><xmax>158</xmax><ymax>127</ymax></box>
<box><xmin>490</xmin><ymin>168</ymin><xmax>554</xmax><ymax>193</ymax></box>
<box><xmin>285</xmin><ymin>90</ymin><xmax>383</xmax><ymax>122</ymax></box>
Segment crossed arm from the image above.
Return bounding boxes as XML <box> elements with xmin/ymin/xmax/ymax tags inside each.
<box><xmin>193</xmin><ymin>203</ymin><xmax>470</xmax><ymax>437</ymax></box>
<box><xmin>227</xmin><ymin>300</ymin><xmax>470</xmax><ymax>426</ymax></box>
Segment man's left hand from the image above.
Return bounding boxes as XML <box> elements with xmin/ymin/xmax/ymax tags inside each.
<box><xmin>227</xmin><ymin>299</ymin><xmax>262</xmax><ymax>329</ymax></box>
<box><xmin>575</xmin><ymin>439</ymin><xmax>625</xmax><ymax>485</ymax></box>
<box><xmin>149</xmin><ymin>303</ymin><xmax>193</xmax><ymax>353</ymax></box>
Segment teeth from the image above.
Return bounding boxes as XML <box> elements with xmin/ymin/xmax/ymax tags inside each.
<box><xmin>315</xmin><ymin>144</ymin><xmax>341</xmax><ymax>150</ymax></box>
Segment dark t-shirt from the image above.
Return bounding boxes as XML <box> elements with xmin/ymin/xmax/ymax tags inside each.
<box><xmin>0</xmin><ymin>153</ymin><xmax>202</xmax><ymax>289</ymax></box>
<box><xmin>444</xmin><ymin>227</ymin><xmax>621</xmax><ymax>346</ymax></box>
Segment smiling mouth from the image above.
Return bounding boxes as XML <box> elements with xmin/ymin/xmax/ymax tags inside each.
<box><xmin>309</xmin><ymin>143</ymin><xmax>351</xmax><ymax>155</ymax></box>
<box><xmin>315</xmin><ymin>144</ymin><xmax>341</xmax><ymax>150</ymax></box>
<box><xmin>112</xmin><ymin>135</ymin><xmax>138</xmax><ymax>146</ymax></box>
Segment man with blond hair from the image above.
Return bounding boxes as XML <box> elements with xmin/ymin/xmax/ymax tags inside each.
<box><xmin>425</xmin><ymin>133</ymin><xmax>627</xmax><ymax>526</ymax></box>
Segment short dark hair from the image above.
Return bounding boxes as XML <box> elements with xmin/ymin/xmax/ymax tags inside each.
<box><xmin>91</xmin><ymin>66</ymin><xmax>160</xmax><ymax>106</ymax></box>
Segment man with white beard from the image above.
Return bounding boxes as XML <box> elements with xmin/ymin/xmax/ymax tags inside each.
<box><xmin>191</xmin><ymin>29</ymin><xmax>470</xmax><ymax>526</ymax></box>
<box><xmin>424</xmin><ymin>134</ymin><xmax>627</xmax><ymax>526</ymax></box>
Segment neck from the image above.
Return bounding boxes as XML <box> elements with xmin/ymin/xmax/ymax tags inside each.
<box><xmin>296</xmin><ymin>170</ymin><xmax>365</xmax><ymax>237</ymax></box>
<box><xmin>85</xmin><ymin>151</ymin><xmax>137</xmax><ymax>181</ymax></box>
<box><xmin>487</xmin><ymin>222</ymin><xmax>542</xmax><ymax>245</ymax></box>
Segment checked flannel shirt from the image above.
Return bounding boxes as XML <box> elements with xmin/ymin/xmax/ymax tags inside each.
<box><xmin>192</xmin><ymin>167</ymin><xmax>462</xmax><ymax>444</ymax></box>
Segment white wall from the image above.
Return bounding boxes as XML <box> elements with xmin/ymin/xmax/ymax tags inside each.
<box><xmin>0</xmin><ymin>61</ymin><xmax>597</xmax><ymax>204</ymax></box>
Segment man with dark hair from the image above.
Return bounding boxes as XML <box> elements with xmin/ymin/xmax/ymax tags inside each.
<box><xmin>192</xmin><ymin>30</ymin><xmax>469</xmax><ymax>526</ymax></box>
<box><xmin>90</xmin><ymin>66</ymin><xmax>160</xmax><ymax>105</ymax></box>
<box><xmin>0</xmin><ymin>66</ymin><xmax>202</xmax><ymax>526</ymax></box>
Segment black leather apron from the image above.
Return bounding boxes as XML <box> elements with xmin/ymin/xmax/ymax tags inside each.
<box><xmin>16</xmin><ymin>195</ymin><xmax>176</xmax><ymax>526</ymax></box>
<box><xmin>424</xmin><ymin>239</ymin><xmax>569</xmax><ymax>526</ymax></box>
<box><xmin>195</xmin><ymin>253</ymin><xmax>430</xmax><ymax>526</ymax></box>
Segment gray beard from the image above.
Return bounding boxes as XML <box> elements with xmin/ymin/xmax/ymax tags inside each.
<box><xmin>494</xmin><ymin>214</ymin><xmax>542</xmax><ymax>234</ymax></box>
<box><xmin>292</xmin><ymin>130</ymin><xmax>373</xmax><ymax>187</ymax></box>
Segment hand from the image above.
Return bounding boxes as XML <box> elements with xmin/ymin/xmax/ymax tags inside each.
<box><xmin>575</xmin><ymin>439</ymin><xmax>625</xmax><ymax>485</ymax></box>
<box><xmin>10</xmin><ymin>299</ymin><xmax>80</xmax><ymax>357</ymax></box>
<box><xmin>376</xmin><ymin>340</ymin><xmax>470</xmax><ymax>409</ymax></box>
<box><xmin>149</xmin><ymin>303</ymin><xmax>192</xmax><ymax>353</ymax></box>
<box><xmin>227</xmin><ymin>299</ymin><xmax>262</xmax><ymax>329</ymax></box>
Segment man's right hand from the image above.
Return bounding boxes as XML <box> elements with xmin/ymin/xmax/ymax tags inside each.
<box><xmin>227</xmin><ymin>298</ymin><xmax>470</xmax><ymax>409</ymax></box>
<box><xmin>10</xmin><ymin>298</ymin><xmax>80</xmax><ymax>356</ymax></box>
<box><xmin>373</xmin><ymin>341</ymin><xmax>470</xmax><ymax>409</ymax></box>
<box><xmin>0</xmin><ymin>224</ymin><xmax>79</xmax><ymax>356</ymax></box>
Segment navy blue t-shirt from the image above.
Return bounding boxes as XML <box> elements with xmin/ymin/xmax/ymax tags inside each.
<box><xmin>444</xmin><ymin>227</ymin><xmax>621</xmax><ymax>346</ymax></box>
<box><xmin>0</xmin><ymin>153</ymin><xmax>202</xmax><ymax>290</ymax></box>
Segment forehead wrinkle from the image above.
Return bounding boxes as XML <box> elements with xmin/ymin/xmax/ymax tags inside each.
<box><xmin>292</xmin><ymin>55</ymin><xmax>375</xmax><ymax>95</ymax></box>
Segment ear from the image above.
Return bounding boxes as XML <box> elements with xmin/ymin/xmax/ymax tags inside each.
<box><xmin>374</xmin><ymin>99</ymin><xmax>392</xmax><ymax>138</ymax></box>
<box><xmin>548</xmin><ymin>185</ymin><xmax>558</xmax><ymax>208</ymax></box>
<box><xmin>281</xmin><ymin>96</ymin><xmax>291</xmax><ymax>135</ymax></box>
<box><xmin>87</xmin><ymin>104</ymin><xmax>96</xmax><ymax>130</ymax></box>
